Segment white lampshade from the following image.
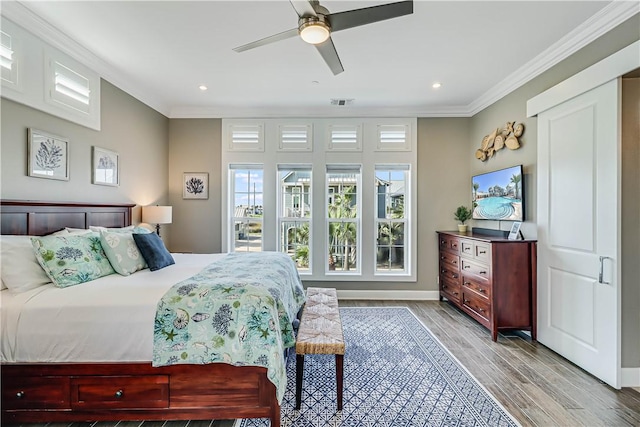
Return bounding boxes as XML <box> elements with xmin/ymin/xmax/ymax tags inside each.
<box><xmin>299</xmin><ymin>22</ymin><xmax>330</xmax><ymax>44</ymax></box>
<box><xmin>142</xmin><ymin>205</ymin><xmax>172</xmax><ymax>225</ymax></box>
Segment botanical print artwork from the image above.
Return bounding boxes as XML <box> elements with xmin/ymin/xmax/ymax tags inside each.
<box><xmin>183</xmin><ymin>172</ymin><xmax>209</xmax><ymax>199</ymax></box>
<box><xmin>35</xmin><ymin>139</ymin><xmax>64</xmax><ymax>172</ymax></box>
<box><xmin>28</xmin><ymin>129</ymin><xmax>69</xmax><ymax>180</ymax></box>
<box><xmin>92</xmin><ymin>147</ymin><xmax>119</xmax><ymax>186</ymax></box>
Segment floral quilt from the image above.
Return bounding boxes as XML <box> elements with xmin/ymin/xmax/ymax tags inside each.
<box><xmin>152</xmin><ymin>251</ymin><xmax>306</xmax><ymax>402</ymax></box>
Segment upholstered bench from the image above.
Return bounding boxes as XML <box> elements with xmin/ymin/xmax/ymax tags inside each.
<box><xmin>295</xmin><ymin>287</ymin><xmax>345</xmax><ymax>410</ymax></box>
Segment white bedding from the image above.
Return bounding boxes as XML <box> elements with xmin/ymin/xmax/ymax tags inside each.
<box><xmin>0</xmin><ymin>253</ymin><xmax>226</xmax><ymax>363</ymax></box>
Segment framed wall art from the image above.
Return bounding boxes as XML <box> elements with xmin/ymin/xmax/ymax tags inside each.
<box><xmin>28</xmin><ymin>128</ymin><xmax>69</xmax><ymax>181</ymax></box>
<box><xmin>92</xmin><ymin>146</ymin><xmax>119</xmax><ymax>186</ymax></box>
<box><xmin>183</xmin><ymin>172</ymin><xmax>208</xmax><ymax>199</ymax></box>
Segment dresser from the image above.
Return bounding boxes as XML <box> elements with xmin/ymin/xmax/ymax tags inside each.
<box><xmin>437</xmin><ymin>230</ymin><xmax>537</xmax><ymax>341</ymax></box>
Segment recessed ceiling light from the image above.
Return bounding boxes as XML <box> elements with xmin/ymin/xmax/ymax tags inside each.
<box><xmin>199</xmin><ymin>85</ymin><xmax>208</xmax><ymax>91</ymax></box>
<box><xmin>432</xmin><ymin>82</ymin><xmax>442</xmax><ymax>89</ymax></box>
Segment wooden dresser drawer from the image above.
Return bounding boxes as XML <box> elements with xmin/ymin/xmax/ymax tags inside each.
<box><xmin>461</xmin><ymin>239</ymin><xmax>491</xmax><ymax>262</ymax></box>
<box><xmin>440</xmin><ymin>277</ymin><xmax>461</xmax><ymax>304</ymax></box>
<box><xmin>439</xmin><ymin>235</ymin><xmax>460</xmax><ymax>254</ymax></box>
<box><xmin>460</xmin><ymin>258</ymin><xmax>490</xmax><ymax>280</ymax></box>
<box><xmin>71</xmin><ymin>375</ymin><xmax>169</xmax><ymax>409</ymax></box>
<box><xmin>473</xmin><ymin>242</ymin><xmax>491</xmax><ymax>262</ymax></box>
<box><xmin>2</xmin><ymin>376</ymin><xmax>70</xmax><ymax>409</ymax></box>
<box><xmin>462</xmin><ymin>291</ymin><xmax>491</xmax><ymax>323</ymax></box>
<box><xmin>439</xmin><ymin>262</ymin><xmax>460</xmax><ymax>282</ymax></box>
<box><xmin>439</xmin><ymin>251</ymin><xmax>460</xmax><ymax>270</ymax></box>
<box><xmin>462</xmin><ymin>274</ymin><xmax>491</xmax><ymax>300</ymax></box>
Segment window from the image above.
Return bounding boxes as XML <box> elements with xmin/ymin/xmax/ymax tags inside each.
<box><xmin>326</xmin><ymin>165</ymin><xmax>361</xmax><ymax>273</ymax></box>
<box><xmin>375</xmin><ymin>166</ymin><xmax>409</xmax><ymax>274</ymax></box>
<box><xmin>229</xmin><ymin>166</ymin><xmax>263</xmax><ymax>252</ymax></box>
<box><xmin>0</xmin><ymin>30</ymin><xmax>17</xmax><ymax>86</ymax></box>
<box><xmin>278</xmin><ymin>165</ymin><xmax>312</xmax><ymax>272</ymax></box>
<box><xmin>222</xmin><ymin>118</ymin><xmax>416</xmax><ymax>281</ymax></box>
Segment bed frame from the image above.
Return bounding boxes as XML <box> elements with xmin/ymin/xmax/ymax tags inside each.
<box><xmin>0</xmin><ymin>200</ymin><xmax>280</xmax><ymax>426</ymax></box>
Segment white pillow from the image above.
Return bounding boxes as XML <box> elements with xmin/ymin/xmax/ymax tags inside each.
<box><xmin>90</xmin><ymin>225</ymin><xmax>135</xmax><ymax>233</ymax></box>
<box><xmin>0</xmin><ymin>235</ymin><xmax>51</xmax><ymax>293</ymax></box>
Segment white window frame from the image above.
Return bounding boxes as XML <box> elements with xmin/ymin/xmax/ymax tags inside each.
<box><xmin>228</xmin><ymin>165</ymin><xmax>264</xmax><ymax>253</ymax></box>
<box><xmin>277</xmin><ymin>164</ymin><xmax>313</xmax><ymax>274</ymax></box>
<box><xmin>374</xmin><ymin>165</ymin><xmax>410</xmax><ymax>276</ymax></box>
<box><xmin>221</xmin><ymin>118</ymin><xmax>417</xmax><ymax>282</ymax></box>
<box><xmin>325</xmin><ymin>165</ymin><xmax>362</xmax><ymax>275</ymax></box>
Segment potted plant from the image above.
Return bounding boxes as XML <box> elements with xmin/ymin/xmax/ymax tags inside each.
<box><xmin>454</xmin><ymin>205</ymin><xmax>473</xmax><ymax>233</ymax></box>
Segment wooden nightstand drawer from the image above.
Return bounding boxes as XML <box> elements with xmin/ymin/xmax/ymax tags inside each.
<box><xmin>71</xmin><ymin>375</ymin><xmax>169</xmax><ymax>409</ymax></box>
<box><xmin>2</xmin><ymin>376</ymin><xmax>70</xmax><ymax>409</ymax></box>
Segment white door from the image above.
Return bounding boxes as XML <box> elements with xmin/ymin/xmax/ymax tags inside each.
<box><xmin>537</xmin><ymin>79</ymin><xmax>620</xmax><ymax>388</ymax></box>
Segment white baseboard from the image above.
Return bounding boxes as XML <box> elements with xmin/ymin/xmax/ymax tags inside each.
<box><xmin>621</xmin><ymin>367</ymin><xmax>640</xmax><ymax>387</ymax></box>
<box><xmin>336</xmin><ymin>290</ymin><xmax>440</xmax><ymax>300</ymax></box>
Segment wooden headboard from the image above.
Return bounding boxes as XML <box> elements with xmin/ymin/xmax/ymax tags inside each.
<box><xmin>0</xmin><ymin>200</ymin><xmax>135</xmax><ymax>236</ymax></box>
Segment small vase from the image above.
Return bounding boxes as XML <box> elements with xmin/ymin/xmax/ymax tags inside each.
<box><xmin>457</xmin><ymin>224</ymin><xmax>468</xmax><ymax>233</ymax></box>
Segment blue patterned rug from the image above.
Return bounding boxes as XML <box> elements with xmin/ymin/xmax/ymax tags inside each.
<box><xmin>235</xmin><ymin>307</ymin><xmax>520</xmax><ymax>427</ymax></box>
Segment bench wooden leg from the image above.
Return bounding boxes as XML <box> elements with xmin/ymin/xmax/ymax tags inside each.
<box><xmin>295</xmin><ymin>354</ymin><xmax>304</xmax><ymax>410</ymax></box>
<box><xmin>336</xmin><ymin>354</ymin><xmax>343</xmax><ymax>410</ymax></box>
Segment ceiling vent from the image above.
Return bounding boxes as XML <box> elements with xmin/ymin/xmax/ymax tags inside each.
<box><xmin>330</xmin><ymin>98</ymin><xmax>354</xmax><ymax>106</ymax></box>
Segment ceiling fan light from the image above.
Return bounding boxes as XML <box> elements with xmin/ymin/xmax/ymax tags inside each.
<box><xmin>299</xmin><ymin>21</ymin><xmax>330</xmax><ymax>45</ymax></box>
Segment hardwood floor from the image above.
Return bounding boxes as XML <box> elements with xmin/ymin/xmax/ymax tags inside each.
<box><xmin>6</xmin><ymin>300</ymin><xmax>640</xmax><ymax>427</ymax></box>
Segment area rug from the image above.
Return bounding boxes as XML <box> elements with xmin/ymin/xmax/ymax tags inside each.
<box><xmin>235</xmin><ymin>306</ymin><xmax>520</xmax><ymax>427</ymax></box>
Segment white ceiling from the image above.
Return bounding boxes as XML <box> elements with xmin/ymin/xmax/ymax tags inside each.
<box><xmin>4</xmin><ymin>1</ymin><xmax>636</xmax><ymax>118</ymax></box>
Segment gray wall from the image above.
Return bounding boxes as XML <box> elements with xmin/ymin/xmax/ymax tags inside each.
<box><xmin>167</xmin><ymin>119</ymin><xmax>222</xmax><ymax>254</ymax></box>
<box><xmin>1</xmin><ymin>80</ymin><xmax>171</xmax><ymax>243</ymax></box>
<box><xmin>621</xmin><ymin>77</ymin><xmax>640</xmax><ymax>368</ymax></box>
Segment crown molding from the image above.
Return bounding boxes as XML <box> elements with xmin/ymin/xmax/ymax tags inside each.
<box><xmin>169</xmin><ymin>104</ymin><xmax>472</xmax><ymax>119</ymax></box>
<box><xmin>467</xmin><ymin>1</ymin><xmax>640</xmax><ymax>116</ymax></box>
<box><xmin>1</xmin><ymin>1</ymin><xmax>172</xmax><ymax>117</ymax></box>
<box><xmin>2</xmin><ymin>1</ymin><xmax>637</xmax><ymax>119</ymax></box>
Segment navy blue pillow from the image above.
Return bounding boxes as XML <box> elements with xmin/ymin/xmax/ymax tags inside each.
<box><xmin>132</xmin><ymin>232</ymin><xmax>175</xmax><ymax>271</ymax></box>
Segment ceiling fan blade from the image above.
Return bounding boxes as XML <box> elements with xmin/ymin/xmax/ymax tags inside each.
<box><xmin>315</xmin><ymin>37</ymin><xmax>344</xmax><ymax>75</ymax></box>
<box><xmin>289</xmin><ymin>0</ymin><xmax>317</xmax><ymax>18</ymax></box>
<box><xmin>328</xmin><ymin>0</ymin><xmax>413</xmax><ymax>32</ymax></box>
<box><xmin>233</xmin><ymin>28</ymin><xmax>299</xmax><ymax>53</ymax></box>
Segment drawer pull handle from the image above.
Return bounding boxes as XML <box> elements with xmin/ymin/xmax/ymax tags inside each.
<box><xmin>480</xmin><ymin>270</ymin><xmax>487</xmax><ymax>275</ymax></box>
<box><xmin>114</xmin><ymin>390</ymin><xmax>124</xmax><ymax>399</ymax></box>
<box><xmin>452</xmin><ymin>274</ymin><xmax>458</xmax><ymax>279</ymax></box>
<box><xmin>441</xmin><ymin>240</ymin><xmax>445</xmax><ymax>244</ymax></box>
<box><xmin>464</xmin><ymin>265</ymin><xmax>470</xmax><ymax>269</ymax></box>
<box><xmin>479</xmin><ymin>288</ymin><xmax>486</xmax><ymax>293</ymax></box>
<box><xmin>479</xmin><ymin>250</ymin><xmax>486</xmax><ymax>254</ymax></box>
<box><xmin>16</xmin><ymin>391</ymin><xmax>25</xmax><ymax>399</ymax></box>
<box><xmin>464</xmin><ymin>299</ymin><xmax>470</xmax><ymax>304</ymax></box>
<box><xmin>479</xmin><ymin>308</ymin><xmax>486</xmax><ymax>313</ymax></box>
<box><xmin>453</xmin><ymin>292</ymin><xmax>459</xmax><ymax>295</ymax></box>
<box><xmin>464</xmin><ymin>281</ymin><xmax>470</xmax><ymax>286</ymax></box>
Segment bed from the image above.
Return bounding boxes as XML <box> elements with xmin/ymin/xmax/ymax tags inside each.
<box><xmin>0</xmin><ymin>200</ymin><xmax>304</xmax><ymax>427</ymax></box>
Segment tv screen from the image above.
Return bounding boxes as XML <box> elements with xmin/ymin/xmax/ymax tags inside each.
<box><xmin>472</xmin><ymin>165</ymin><xmax>524</xmax><ymax>221</ymax></box>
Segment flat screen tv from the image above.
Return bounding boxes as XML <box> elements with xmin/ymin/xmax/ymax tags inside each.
<box><xmin>472</xmin><ymin>165</ymin><xmax>524</xmax><ymax>221</ymax></box>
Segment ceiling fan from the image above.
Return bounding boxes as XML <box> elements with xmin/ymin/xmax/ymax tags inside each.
<box><xmin>233</xmin><ymin>0</ymin><xmax>414</xmax><ymax>75</ymax></box>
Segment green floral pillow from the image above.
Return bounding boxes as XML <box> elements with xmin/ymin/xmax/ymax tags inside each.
<box><xmin>100</xmin><ymin>230</ymin><xmax>147</xmax><ymax>276</ymax></box>
<box><xmin>31</xmin><ymin>233</ymin><xmax>115</xmax><ymax>288</ymax></box>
